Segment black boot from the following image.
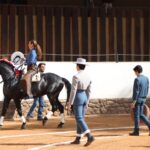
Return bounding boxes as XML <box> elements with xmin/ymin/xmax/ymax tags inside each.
<box><xmin>70</xmin><ymin>136</ymin><xmax>81</xmax><ymax>144</ymax></box>
<box><xmin>42</xmin><ymin>117</ymin><xmax>48</xmax><ymax>126</ymax></box>
<box><xmin>84</xmin><ymin>133</ymin><xmax>94</xmax><ymax>146</ymax></box>
<box><xmin>129</xmin><ymin>128</ymin><xmax>139</xmax><ymax>136</ymax></box>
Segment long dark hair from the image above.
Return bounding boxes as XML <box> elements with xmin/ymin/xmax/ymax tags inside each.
<box><xmin>30</xmin><ymin>40</ymin><xmax>42</xmax><ymax>60</ymax></box>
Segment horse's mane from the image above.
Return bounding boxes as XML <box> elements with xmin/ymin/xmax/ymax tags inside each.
<box><xmin>0</xmin><ymin>59</ymin><xmax>15</xmax><ymax>72</ymax></box>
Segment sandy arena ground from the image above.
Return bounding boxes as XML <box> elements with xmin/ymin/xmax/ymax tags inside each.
<box><xmin>0</xmin><ymin>114</ymin><xmax>150</xmax><ymax>150</ymax></box>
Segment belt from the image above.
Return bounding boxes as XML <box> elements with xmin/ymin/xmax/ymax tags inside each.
<box><xmin>77</xmin><ymin>89</ymin><xmax>85</xmax><ymax>92</ymax></box>
<box><xmin>28</xmin><ymin>64</ymin><xmax>36</xmax><ymax>66</ymax></box>
<box><xmin>139</xmin><ymin>97</ymin><xmax>146</xmax><ymax>99</ymax></box>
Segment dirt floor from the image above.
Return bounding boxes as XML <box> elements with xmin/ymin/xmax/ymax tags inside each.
<box><xmin>0</xmin><ymin>114</ymin><xmax>150</xmax><ymax>150</ymax></box>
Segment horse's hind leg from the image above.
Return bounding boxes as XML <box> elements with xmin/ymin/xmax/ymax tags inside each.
<box><xmin>42</xmin><ymin>96</ymin><xmax>54</xmax><ymax>126</ymax></box>
<box><xmin>43</xmin><ymin>96</ymin><xmax>65</xmax><ymax>128</ymax></box>
<box><xmin>14</xmin><ymin>99</ymin><xmax>26</xmax><ymax>129</ymax></box>
<box><xmin>56</xmin><ymin>99</ymin><xmax>65</xmax><ymax>128</ymax></box>
<box><xmin>42</xmin><ymin>94</ymin><xmax>59</xmax><ymax>126</ymax></box>
<box><xmin>0</xmin><ymin>97</ymin><xmax>11</xmax><ymax>127</ymax></box>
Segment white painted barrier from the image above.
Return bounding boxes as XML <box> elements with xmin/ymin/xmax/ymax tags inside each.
<box><xmin>0</xmin><ymin>61</ymin><xmax>150</xmax><ymax>101</ymax></box>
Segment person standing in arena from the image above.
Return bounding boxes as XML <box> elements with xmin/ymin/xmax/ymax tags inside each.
<box><xmin>26</xmin><ymin>63</ymin><xmax>46</xmax><ymax>121</ymax></box>
<box><xmin>67</xmin><ymin>58</ymin><xmax>94</xmax><ymax>146</ymax></box>
<box><xmin>129</xmin><ymin>65</ymin><xmax>150</xmax><ymax>136</ymax></box>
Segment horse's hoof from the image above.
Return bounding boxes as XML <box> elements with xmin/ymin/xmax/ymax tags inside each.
<box><xmin>42</xmin><ymin>117</ymin><xmax>48</xmax><ymax>126</ymax></box>
<box><xmin>21</xmin><ymin>122</ymin><xmax>26</xmax><ymax>129</ymax></box>
<box><xmin>57</xmin><ymin>122</ymin><xmax>64</xmax><ymax>128</ymax></box>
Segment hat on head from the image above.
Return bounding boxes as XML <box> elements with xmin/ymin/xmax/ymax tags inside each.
<box><xmin>75</xmin><ymin>58</ymin><xmax>87</xmax><ymax>65</ymax></box>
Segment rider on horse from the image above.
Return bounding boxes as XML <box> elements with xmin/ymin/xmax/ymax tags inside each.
<box><xmin>21</xmin><ymin>40</ymin><xmax>42</xmax><ymax>98</ymax></box>
<box><xmin>0</xmin><ymin>49</ymin><xmax>71</xmax><ymax>129</ymax></box>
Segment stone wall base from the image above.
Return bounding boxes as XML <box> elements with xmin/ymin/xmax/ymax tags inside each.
<box><xmin>0</xmin><ymin>98</ymin><xmax>150</xmax><ymax>119</ymax></box>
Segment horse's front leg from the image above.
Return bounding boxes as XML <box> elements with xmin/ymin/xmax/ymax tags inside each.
<box><xmin>14</xmin><ymin>99</ymin><xmax>26</xmax><ymax>129</ymax></box>
<box><xmin>0</xmin><ymin>97</ymin><xmax>11</xmax><ymax>127</ymax></box>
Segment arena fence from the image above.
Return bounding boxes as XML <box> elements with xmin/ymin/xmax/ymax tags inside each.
<box><xmin>0</xmin><ymin>5</ymin><xmax>150</xmax><ymax>62</ymax></box>
<box><xmin>1</xmin><ymin>98</ymin><xmax>150</xmax><ymax>119</ymax></box>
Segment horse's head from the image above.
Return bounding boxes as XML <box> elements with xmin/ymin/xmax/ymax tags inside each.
<box><xmin>0</xmin><ymin>59</ymin><xmax>16</xmax><ymax>82</ymax></box>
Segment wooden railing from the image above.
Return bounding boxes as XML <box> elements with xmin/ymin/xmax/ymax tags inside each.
<box><xmin>0</xmin><ymin>5</ymin><xmax>150</xmax><ymax>62</ymax></box>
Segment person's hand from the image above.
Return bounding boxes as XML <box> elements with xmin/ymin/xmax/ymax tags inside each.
<box><xmin>130</xmin><ymin>101</ymin><xmax>136</xmax><ymax>109</ymax></box>
<box><xmin>24</xmin><ymin>62</ymin><xmax>27</xmax><ymax>66</ymax></box>
<box><xmin>66</xmin><ymin>102</ymin><xmax>72</xmax><ymax>111</ymax></box>
<box><xmin>66</xmin><ymin>102</ymin><xmax>73</xmax><ymax>115</ymax></box>
<box><xmin>85</xmin><ymin>103</ymin><xmax>89</xmax><ymax>109</ymax></box>
<box><xmin>65</xmin><ymin>102</ymin><xmax>71</xmax><ymax>111</ymax></box>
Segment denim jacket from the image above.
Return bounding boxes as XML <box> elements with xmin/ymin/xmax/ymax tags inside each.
<box><xmin>25</xmin><ymin>49</ymin><xmax>37</xmax><ymax>66</ymax></box>
<box><xmin>133</xmin><ymin>75</ymin><xmax>149</xmax><ymax>103</ymax></box>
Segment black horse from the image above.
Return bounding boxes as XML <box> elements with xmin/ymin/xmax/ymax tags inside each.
<box><xmin>0</xmin><ymin>59</ymin><xmax>71</xmax><ymax>129</ymax></box>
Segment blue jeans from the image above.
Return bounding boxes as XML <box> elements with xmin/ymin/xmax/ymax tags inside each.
<box><xmin>27</xmin><ymin>96</ymin><xmax>44</xmax><ymax>119</ymax></box>
<box><xmin>73</xmin><ymin>90</ymin><xmax>89</xmax><ymax>135</ymax></box>
<box><xmin>134</xmin><ymin>101</ymin><xmax>150</xmax><ymax>129</ymax></box>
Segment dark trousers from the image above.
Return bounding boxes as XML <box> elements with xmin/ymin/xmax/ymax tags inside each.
<box><xmin>134</xmin><ymin>101</ymin><xmax>150</xmax><ymax>129</ymax></box>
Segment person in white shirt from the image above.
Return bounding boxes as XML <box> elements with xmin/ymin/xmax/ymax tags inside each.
<box><xmin>67</xmin><ymin>58</ymin><xmax>94</xmax><ymax>146</ymax></box>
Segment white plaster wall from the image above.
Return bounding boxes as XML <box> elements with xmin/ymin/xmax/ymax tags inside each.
<box><xmin>0</xmin><ymin>62</ymin><xmax>150</xmax><ymax>101</ymax></box>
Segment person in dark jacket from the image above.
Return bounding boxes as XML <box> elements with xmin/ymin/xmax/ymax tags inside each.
<box><xmin>129</xmin><ymin>65</ymin><xmax>150</xmax><ymax>136</ymax></box>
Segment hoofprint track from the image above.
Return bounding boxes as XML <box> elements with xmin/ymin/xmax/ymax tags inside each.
<box><xmin>0</xmin><ymin>115</ymin><xmax>149</xmax><ymax>150</ymax></box>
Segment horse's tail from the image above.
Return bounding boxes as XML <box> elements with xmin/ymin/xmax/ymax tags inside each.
<box><xmin>62</xmin><ymin>78</ymin><xmax>71</xmax><ymax>103</ymax></box>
